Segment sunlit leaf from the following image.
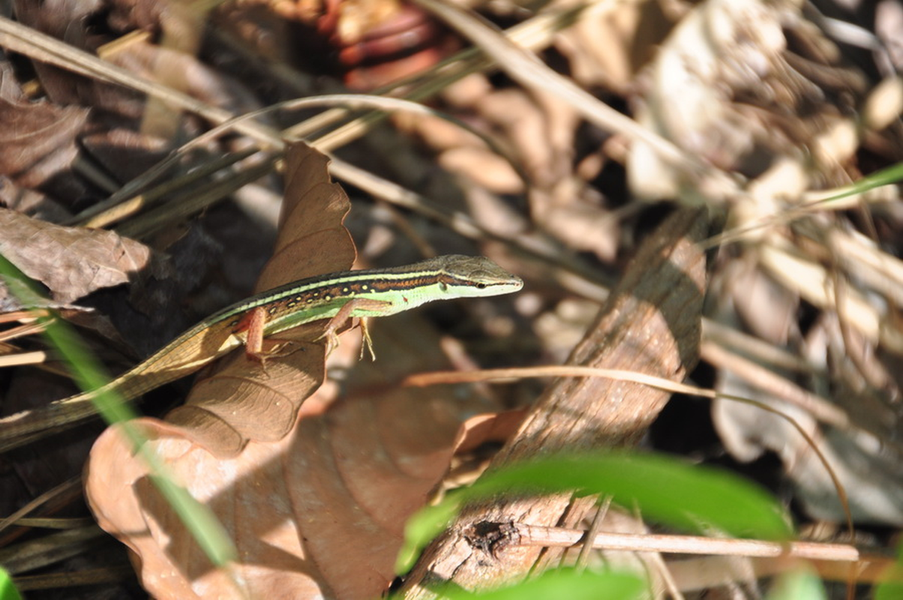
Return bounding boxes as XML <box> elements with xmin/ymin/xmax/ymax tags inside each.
<box><xmin>398</xmin><ymin>452</ymin><xmax>791</xmax><ymax>573</ymax></box>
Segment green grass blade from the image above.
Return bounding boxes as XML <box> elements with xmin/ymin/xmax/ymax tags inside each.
<box><xmin>0</xmin><ymin>567</ymin><xmax>22</xmax><ymax>600</ymax></box>
<box><xmin>0</xmin><ymin>254</ymin><xmax>238</xmax><ymax>574</ymax></box>
<box><xmin>398</xmin><ymin>452</ymin><xmax>791</xmax><ymax>573</ymax></box>
<box><xmin>432</xmin><ymin>568</ymin><xmax>645</xmax><ymax>600</ymax></box>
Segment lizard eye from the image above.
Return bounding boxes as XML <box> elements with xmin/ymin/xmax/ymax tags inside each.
<box><xmin>476</xmin><ymin>282</ymin><xmax>487</xmax><ymax>289</ymax></box>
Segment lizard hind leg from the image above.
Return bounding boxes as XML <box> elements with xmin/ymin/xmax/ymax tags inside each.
<box><xmin>316</xmin><ymin>298</ymin><xmax>392</xmax><ymax>360</ymax></box>
<box><xmin>236</xmin><ymin>306</ymin><xmax>268</xmax><ymax>363</ymax></box>
<box><xmin>233</xmin><ymin>306</ymin><xmax>301</xmax><ymax>370</ymax></box>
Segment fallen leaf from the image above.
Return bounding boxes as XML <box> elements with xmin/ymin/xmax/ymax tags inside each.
<box><xmin>0</xmin><ymin>208</ymin><xmax>151</xmax><ymax>304</ymax></box>
<box><xmin>85</xmin><ymin>143</ymin><xmax>505</xmax><ymax>598</ymax></box>
<box><xmin>0</xmin><ymin>61</ymin><xmax>88</xmax><ymax>191</ymax></box>
<box><xmin>163</xmin><ymin>143</ymin><xmax>356</xmax><ymax>454</ymax></box>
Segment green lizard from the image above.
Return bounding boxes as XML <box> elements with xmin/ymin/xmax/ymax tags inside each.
<box><xmin>0</xmin><ymin>255</ymin><xmax>523</xmax><ymax>452</ymax></box>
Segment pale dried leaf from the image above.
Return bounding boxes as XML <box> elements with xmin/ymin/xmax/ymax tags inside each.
<box><xmin>625</xmin><ymin>0</ymin><xmax>866</xmax><ymax>201</ymax></box>
<box><xmin>438</xmin><ymin>147</ymin><xmax>523</xmax><ymax>194</ymax></box>
<box><xmin>553</xmin><ymin>0</ymin><xmax>674</xmax><ymax>92</ymax></box>
<box><xmin>0</xmin><ymin>208</ymin><xmax>151</xmax><ymax>304</ymax></box>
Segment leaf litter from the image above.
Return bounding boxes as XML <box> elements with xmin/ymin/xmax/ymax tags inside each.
<box><xmin>1</xmin><ymin>0</ymin><xmax>903</xmax><ymax>598</ymax></box>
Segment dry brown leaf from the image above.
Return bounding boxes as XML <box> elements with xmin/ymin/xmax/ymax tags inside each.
<box><xmin>0</xmin><ymin>61</ymin><xmax>88</xmax><ymax>190</ymax></box>
<box><xmin>285</xmin><ymin>317</ymin><xmax>500</xmax><ymax>598</ymax></box>
<box><xmin>87</xmin><ymin>419</ymin><xmax>322</xmax><ymax>599</ymax></box>
<box><xmin>0</xmin><ymin>208</ymin><xmax>151</xmax><ymax>304</ymax></box>
<box><xmin>84</xmin><ymin>144</ymin><xmax>506</xmax><ymax>598</ymax></box>
<box><xmin>85</xmin><ymin>320</ymin><xmax>497</xmax><ymax>598</ymax></box>
<box><xmin>13</xmin><ymin>2</ymin><xmax>265</xmax><ymax>186</ymax></box>
<box><xmin>166</xmin><ymin>144</ymin><xmax>356</xmax><ymax>455</ymax></box>
<box><xmin>0</xmin><ymin>209</ymin><xmax>157</xmax><ymax>495</ymax></box>
<box><xmin>454</xmin><ymin>409</ymin><xmax>527</xmax><ymax>454</ymax></box>
<box><xmin>12</xmin><ymin>1</ymin><xmax>115</xmax><ymax>107</ymax></box>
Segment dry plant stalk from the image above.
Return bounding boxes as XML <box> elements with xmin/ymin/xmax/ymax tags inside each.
<box><xmin>401</xmin><ymin>206</ymin><xmax>711</xmax><ymax>595</ymax></box>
